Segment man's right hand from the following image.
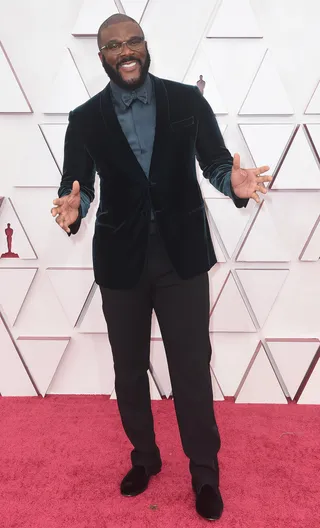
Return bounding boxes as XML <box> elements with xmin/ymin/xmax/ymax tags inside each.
<box><xmin>51</xmin><ymin>180</ymin><xmax>81</xmax><ymax>233</ymax></box>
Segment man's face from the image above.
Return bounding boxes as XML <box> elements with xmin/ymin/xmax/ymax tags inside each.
<box><xmin>99</xmin><ymin>21</ymin><xmax>150</xmax><ymax>90</ymax></box>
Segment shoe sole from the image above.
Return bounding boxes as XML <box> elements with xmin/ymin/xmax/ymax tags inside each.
<box><xmin>121</xmin><ymin>483</ymin><xmax>148</xmax><ymax>497</ymax></box>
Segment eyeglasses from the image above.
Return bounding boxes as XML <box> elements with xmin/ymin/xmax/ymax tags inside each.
<box><xmin>99</xmin><ymin>36</ymin><xmax>145</xmax><ymax>55</ymax></box>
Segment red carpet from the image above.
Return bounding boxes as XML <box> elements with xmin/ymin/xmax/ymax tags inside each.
<box><xmin>0</xmin><ymin>397</ymin><xmax>319</xmax><ymax>528</ymax></box>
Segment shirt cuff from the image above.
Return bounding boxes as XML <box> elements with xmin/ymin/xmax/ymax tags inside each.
<box><xmin>225</xmin><ymin>172</ymin><xmax>249</xmax><ymax>209</ymax></box>
<box><xmin>79</xmin><ymin>191</ymin><xmax>91</xmax><ymax>219</ymax></box>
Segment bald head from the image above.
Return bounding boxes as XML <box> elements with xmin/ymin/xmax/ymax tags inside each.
<box><xmin>97</xmin><ymin>13</ymin><xmax>143</xmax><ymax>49</ymax></box>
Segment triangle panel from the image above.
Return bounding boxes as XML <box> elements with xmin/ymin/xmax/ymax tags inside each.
<box><xmin>210</xmin><ymin>333</ymin><xmax>259</xmax><ymax>396</ymax></box>
<box><xmin>47</xmin><ymin>334</ymin><xmax>114</xmax><ymax>395</ymax></box>
<box><xmin>47</xmin><ymin>268</ymin><xmax>95</xmax><ymax>326</ymax></box>
<box><xmin>300</xmin><ymin>217</ymin><xmax>320</xmax><ymax>261</ymax></box>
<box><xmin>39</xmin><ymin>123</ymin><xmax>68</xmax><ymax>174</ymax></box>
<box><xmin>151</xmin><ymin>312</ymin><xmax>161</xmax><ymax>338</ymax></box>
<box><xmin>210</xmin><ymin>231</ymin><xmax>226</xmax><ymax>263</ymax></box>
<box><xmin>205</xmin><ymin>40</ymin><xmax>266</xmax><ymax>116</ymax></box>
<box><xmin>206</xmin><ymin>198</ymin><xmax>254</xmax><ymax>258</ymax></box>
<box><xmin>210</xmin><ymin>273</ymin><xmax>256</xmax><ymax>332</ymax></box>
<box><xmin>0</xmin><ymin>198</ymin><xmax>36</xmax><ymax>259</ymax></box>
<box><xmin>18</xmin><ymin>337</ymin><xmax>70</xmax><ymax>397</ymax></box>
<box><xmin>267</xmin><ymin>340</ymin><xmax>319</xmax><ymax>400</ymax></box>
<box><xmin>207</xmin><ymin>0</ymin><xmax>263</xmax><ymax>38</ymax></box>
<box><xmin>263</xmin><ymin>264</ymin><xmax>320</xmax><ymax>338</ymax></box>
<box><xmin>72</xmin><ymin>0</ymin><xmax>119</xmax><ymax>36</ymax></box>
<box><xmin>305</xmin><ymin>80</ymin><xmax>320</xmax><ymax>114</ymax></box>
<box><xmin>237</xmin><ymin>193</ymin><xmax>320</xmax><ymax>262</ymax></box>
<box><xmin>148</xmin><ymin>370</ymin><xmax>162</xmax><ymax>400</ymax></box>
<box><xmin>237</xmin><ymin>203</ymin><xmax>289</xmax><ymax>262</ymax></box>
<box><xmin>273</xmin><ymin>127</ymin><xmax>320</xmax><ymax>189</ymax></box>
<box><xmin>12</xmin><ymin>187</ymin><xmax>97</xmax><ymax>269</ymax></box>
<box><xmin>184</xmin><ymin>45</ymin><xmax>228</xmax><ymax>114</ymax></box>
<box><xmin>122</xmin><ymin>0</ymin><xmax>148</xmax><ymax>22</ymax></box>
<box><xmin>223</xmin><ymin>123</ymin><xmax>255</xmax><ymax>169</ymax></box>
<box><xmin>0</xmin><ymin>268</ymin><xmax>37</xmax><ymax>326</ymax></box>
<box><xmin>78</xmin><ymin>284</ymin><xmax>107</xmax><ymax>333</ymax></box>
<box><xmin>150</xmin><ymin>339</ymin><xmax>171</xmax><ymax>398</ymax></box>
<box><xmin>208</xmin><ymin>264</ymin><xmax>229</xmax><ymax>314</ymax></box>
<box><xmin>239</xmin><ymin>123</ymin><xmax>295</xmax><ymax>176</ymax></box>
<box><xmin>0</xmin><ymin>315</ymin><xmax>37</xmax><ymax>396</ymax></box>
<box><xmin>239</xmin><ymin>50</ymin><xmax>294</xmax><ymax>115</ymax></box>
<box><xmin>12</xmin><ymin>270</ymin><xmax>70</xmax><ymax>335</ymax></box>
<box><xmin>298</xmin><ymin>356</ymin><xmax>320</xmax><ymax>404</ymax></box>
<box><xmin>0</xmin><ymin>41</ymin><xmax>32</xmax><ymax>113</ymax></box>
<box><xmin>44</xmin><ymin>49</ymin><xmax>89</xmax><ymax>114</ymax></box>
<box><xmin>69</xmin><ymin>38</ymin><xmax>109</xmax><ymax>97</ymax></box>
<box><xmin>143</xmin><ymin>0</ymin><xmax>217</xmax><ymax>81</ymax></box>
<box><xmin>236</xmin><ymin>269</ymin><xmax>289</xmax><ymax>327</ymax></box>
<box><xmin>305</xmin><ymin>124</ymin><xmax>320</xmax><ymax>163</ymax></box>
<box><xmin>210</xmin><ymin>367</ymin><xmax>224</xmax><ymax>401</ymax></box>
<box><xmin>236</xmin><ymin>344</ymin><xmax>287</xmax><ymax>403</ymax></box>
<box><xmin>11</xmin><ymin>125</ymin><xmax>62</xmax><ymax>187</ymax></box>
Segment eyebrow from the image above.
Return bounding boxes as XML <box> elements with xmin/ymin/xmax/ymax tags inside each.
<box><xmin>106</xmin><ymin>35</ymin><xmax>142</xmax><ymax>44</ymax></box>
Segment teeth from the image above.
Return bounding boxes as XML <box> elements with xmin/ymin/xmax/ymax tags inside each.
<box><xmin>121</xmin><ymin>61</ymin><xmax>137</xmax><ymax>68</ymax></box>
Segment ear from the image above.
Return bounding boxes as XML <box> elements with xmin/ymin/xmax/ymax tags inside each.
<box><xmin>98</xmin><ymin>52</ymin><xmax>103</xmax><ymax>63</ymax></box>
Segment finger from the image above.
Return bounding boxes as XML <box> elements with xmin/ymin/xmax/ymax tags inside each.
<box><xmin>51</xmin><ymin>206</ymin><xmax>61</xmax><ymax>217</ymax></box>
<box><xmin>251</xmin><ymin>192</ymin><xmax>260</xmax><ymax>203</ymax></box>
<box><xmin>71</xmin><ymin>180</ymin><xmax>80</xmax><ymax>196</ymax></box>
<box><xmin>53</xmin><ymin>197</ymin><xmax>64</xmax><ymax>206</ymax></box>
<box><xmin>55</xmin><ymin>215</ymin><xmax>64</xmax><ymax>228</ymax></box>
<box><xmin>232</xmin><ymin>152</ymin><xmax>241</xmax><ymax>171</ymax></box>
<box><xmin>256</xmin><ymin>165</ymin><xmax>270</xmax><ymax>175</ymax></box>
<box><xmin>257</xmin><ymin>175</ymin><xmax>273</xmax><ymax>183</ymax></box>
<box><xmin>256</xmin><ymin>184</ymin><xmax>267</xmax><ymax>194</ymax></box>
<box><xmin>55</xmin><ymin>215</ymin><xmax>69</xmax><ymax>233</ymax></box>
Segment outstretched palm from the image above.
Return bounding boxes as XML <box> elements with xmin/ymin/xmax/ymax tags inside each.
<box><xmin>51</xmin><ymin>180</ymin><xmax>81</xmax><ymax>233</ymax></box>
<box><xmin>231</xmin><ymin>153</ymin><xmax>272</xmax><ymax>203</ymax></box>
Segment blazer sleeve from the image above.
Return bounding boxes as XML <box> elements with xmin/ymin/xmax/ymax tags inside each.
<box><xmin>58</xmin><ymin>110</ymin><xmax>96</xmax><ymax>235</ymax></box>
<box><xmin>193</xmin><ymin>87</ymin><xmax>248</xmax><ymax>209</ymax></box>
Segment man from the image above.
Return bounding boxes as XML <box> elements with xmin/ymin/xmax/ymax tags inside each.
<box><xmin>52</xmin><ymin>14</ymin><xmax>271</xmax><ymax>521</ymax></box>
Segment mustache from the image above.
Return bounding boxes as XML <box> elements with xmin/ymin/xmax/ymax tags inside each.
<box><xmin>117</xmin><ymin>56</ymin><xmax>142</xmax><ymax>69</ymax></box>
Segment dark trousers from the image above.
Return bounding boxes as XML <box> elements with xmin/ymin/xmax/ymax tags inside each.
<box><xmin>99</xmin><ymin>225</ymin><xmax>221</xmax><ymax>488</ymax></box>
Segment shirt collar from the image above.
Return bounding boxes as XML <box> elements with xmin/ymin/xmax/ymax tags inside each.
<box><xmin>110</xmin><ymin>73</ymin><xmax>153</xmax><ymax>110</ymax></box>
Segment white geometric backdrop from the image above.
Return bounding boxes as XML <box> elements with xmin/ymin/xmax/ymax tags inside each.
<box><xmin>0</xmin><ymin>0</ymin><xmax>319</xmax><ymax>403</ymax></box>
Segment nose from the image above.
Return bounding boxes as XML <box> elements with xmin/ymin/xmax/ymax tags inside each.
<box><xmin>119</xmin><ymin>42</ymin><xmax>132</xmax><ymax>56</ymax></box>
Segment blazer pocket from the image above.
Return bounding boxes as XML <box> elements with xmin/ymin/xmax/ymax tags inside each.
<box><xmin>170</xmin><ymin>116</ymin><xmax>195</xmax><ymax>131</ymax></box>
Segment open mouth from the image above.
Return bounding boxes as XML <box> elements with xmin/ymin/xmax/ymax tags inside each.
<box><xmin>118</xmin><ymin>60</ymin><xmax>140</xmax><ymax>72</ymax></box>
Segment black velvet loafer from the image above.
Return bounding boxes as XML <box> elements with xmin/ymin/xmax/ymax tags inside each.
<box><xmin>120</xmin><ymin>465</ymin><xmax>161</xmax><ymax>497</ymax></box>
<box><xmin>193</xmin><ymin>483</ymin><xmax>224</xmax><ymax>521</ymax></box>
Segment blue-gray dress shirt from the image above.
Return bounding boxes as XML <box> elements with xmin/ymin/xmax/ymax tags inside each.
<box><xmin>110</xmin><ymin>74</ymin><xmax>156</xmax><ymax>178</ymax></box>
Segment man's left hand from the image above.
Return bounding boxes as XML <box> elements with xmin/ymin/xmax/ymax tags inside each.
<box><xmin>231</xmin><ymin>153</ymin><xmax>272</xmax><ymax>203</ymax></box>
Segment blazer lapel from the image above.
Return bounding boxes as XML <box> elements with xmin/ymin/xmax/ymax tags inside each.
<box><xmin>149</xmin><ymin>75</ymin><xmax>170</xmax><ymax>179</ymax></box>
<box><xmin>99</xmin><ymin>84</ymin><xmax>148</xmax><ymax>184</ymax></box>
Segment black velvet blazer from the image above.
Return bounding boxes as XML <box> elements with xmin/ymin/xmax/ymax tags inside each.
<box><xmin>59</xmin><ymin>74</ymin><xmax>248</xmax><ymax>289</ymax></box>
